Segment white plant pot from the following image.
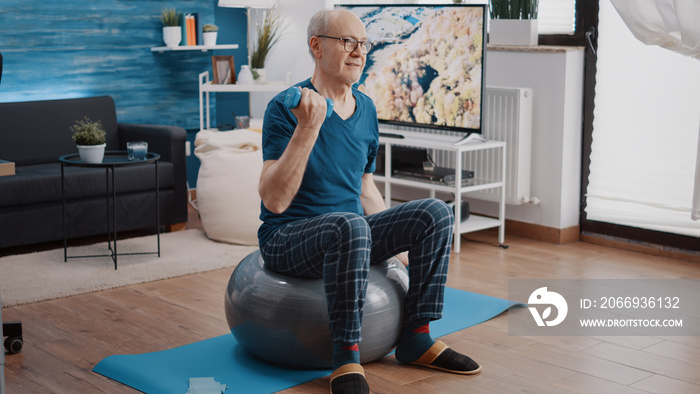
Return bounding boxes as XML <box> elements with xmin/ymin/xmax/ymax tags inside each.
<box><xmin>489</xmin><ymin>19</ymin><xmax>538</xmax><ymax>46</ymax></box>
<box><xmin>77</xmin><ymin>144</ymin><xmax>106</xmax><ymax>164</ymax></box>
<box><xmin>253</xmin><ymin>68</ymin><xmax>266</xmax><ymax>84</ymax></box>
<box><xmin>162</xmin><ymin>26</ymin><xmax>182</xmax><ymax>48</ymax></box>
<box><xmin>203</xmin><ymin>32</ymin><xmax>218</xmax><ymax>46</ymax></box>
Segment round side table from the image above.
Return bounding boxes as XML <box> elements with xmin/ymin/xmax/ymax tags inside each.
<box><xmin>59</xmin><ymin>151</ymin><xmax>161</xmax><ymax>269</ymax></box>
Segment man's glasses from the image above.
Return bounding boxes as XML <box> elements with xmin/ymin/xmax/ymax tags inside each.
<box><xmin>317</xmin><ymin>35</ymin><xmax>373</xmax><ymax>54</ymax></box>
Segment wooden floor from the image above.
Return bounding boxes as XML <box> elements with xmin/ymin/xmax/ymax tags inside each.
<box><xmin>2</xmin><ymin>204</ymin><xmax>699</xmax><ymax>393</ymax></box>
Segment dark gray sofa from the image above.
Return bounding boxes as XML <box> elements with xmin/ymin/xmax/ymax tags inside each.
<box><xmin>0</xmin><ymin>96</ymin><xmax>188</xmax><ymax>249</ymax></box>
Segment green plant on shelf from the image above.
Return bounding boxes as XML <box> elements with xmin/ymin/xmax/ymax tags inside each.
<box><xmin>489</xmin><ymin>0</ymin><xmax>539</xmax><ymax>20</ymax></box>
<box><xmin>203</xmin><ymin>24</ymin><xmax>218</xmax><ymax>32</ymax></box>
<box><xmin>159</xmin><ymin>7</ymin><xmax>182</xmax><ymax>27</ymax></box>
<box><xmin>250</xmin><ymin>5</ymin><xmax>284</xmax><ymax>69</ymax></box>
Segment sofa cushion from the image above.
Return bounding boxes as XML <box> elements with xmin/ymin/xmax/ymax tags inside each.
<box><xmin>0</xmin><ymin>162</ymin><xmax>174</xmax><ymax>207</ymax></box>
<box><xmin>0</xmin><ymin>96</ymin><xmax>119</xmax><ymax>166</ymax></box>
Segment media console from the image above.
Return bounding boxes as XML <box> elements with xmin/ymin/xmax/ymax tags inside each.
<box><xmin>377</xmin><ymin>130</ymin><xmax>506</xmax><ymax>253</ymax></box>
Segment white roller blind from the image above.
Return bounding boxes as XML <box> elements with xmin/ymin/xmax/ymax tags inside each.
<box><xmin>586</xmin><ymin>0</ymin><xmax>700</xmax><ymax>237</ymax></box>
<box><xmin>538</xmin><ymin>0</ymin><xmax>576</xmax><ymax>34</ymax></box>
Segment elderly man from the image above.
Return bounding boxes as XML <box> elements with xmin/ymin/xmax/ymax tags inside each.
<box><xmin>258</xmin><ymin>8</ymin><xmax>480</xmax><ymax>394</ymax></box>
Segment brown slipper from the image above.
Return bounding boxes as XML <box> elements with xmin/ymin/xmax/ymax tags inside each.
<box><xmin>410</xmin><ymin>340</ymin><xmax>481</xmax><ymax>375</ymax></box>
<box><xmin>330</xmin><ymin>363</ymin><xmax>369</xmax><ymax>394</ymax></box>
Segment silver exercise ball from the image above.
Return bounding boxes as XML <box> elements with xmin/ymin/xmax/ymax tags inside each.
<box><xmin>225</xmin><ymin>250</ymin><xmax>409</xmax><ymax>369</ymax></box>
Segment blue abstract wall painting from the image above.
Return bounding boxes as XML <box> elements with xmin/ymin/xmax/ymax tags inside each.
<box><xmin>0</xmin><ymin>0</ymin><xmax>246</xmax><ymax>130</ymax></box>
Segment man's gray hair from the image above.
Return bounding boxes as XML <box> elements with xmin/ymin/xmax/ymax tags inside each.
<box><xmin>307</xmin><ymin>9</ymin><xmax>338</xmax><ymax>58</ymax></box>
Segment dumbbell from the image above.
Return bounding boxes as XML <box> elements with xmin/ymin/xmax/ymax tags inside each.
<box><xmin>284</xmin><ymin>87</ymin><xmax>334</xmax><ymax>119</ymax></box>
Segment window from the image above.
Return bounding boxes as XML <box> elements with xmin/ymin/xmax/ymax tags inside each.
<box><xmin>582</xmin><ymin>0</ymin><xmax>700</xmax><ymax>249</ymax></box>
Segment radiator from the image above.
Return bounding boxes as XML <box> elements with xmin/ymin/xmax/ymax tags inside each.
<box><xmin>429</xmin><ymin>86</ymin><xmax>533</xmax><ymax>205</ymax></box>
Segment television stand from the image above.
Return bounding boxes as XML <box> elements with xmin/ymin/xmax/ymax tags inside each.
<box><xmin>453</xmin><ymin>132</ymin><xmax>486</xmax><ymax>145</ymax></box>
<box><xmin>377</xmin><ymin>130</ymin><xmax>505</xmax><ymax>253</ymax></box>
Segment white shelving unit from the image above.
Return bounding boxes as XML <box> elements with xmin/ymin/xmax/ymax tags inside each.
<box><xmin>198</xmin><ymin>71</ymin><xmax>289</xmax><ymax>130</ymax></box>
<box><xmin>377</xmin><ymin>130</ymin><xmax>506</xmax><ymax>253</ymax></box>
<box><xmin>151</xmin><ymin>44</ymin><xmax>239</xmax><ymax>53</ymax></box>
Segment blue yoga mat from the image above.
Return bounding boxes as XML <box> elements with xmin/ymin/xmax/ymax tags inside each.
<box><xmin>93</xmin><ymin>288</ymin><xmax>521</xmax><ymax>394</ymax></box>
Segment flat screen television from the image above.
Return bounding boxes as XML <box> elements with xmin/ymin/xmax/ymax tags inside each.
<box><xmin>338</xmin><ymin>4</ymin><xmax>487</xmax><ymax>139</ymax></box>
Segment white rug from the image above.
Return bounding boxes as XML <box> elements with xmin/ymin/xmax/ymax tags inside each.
<box><xmin>0</xmin><ymin>229</ymin><xmax>258</xmax><ymax>307</ymax></box>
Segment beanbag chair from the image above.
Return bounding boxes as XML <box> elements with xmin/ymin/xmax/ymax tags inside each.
<box><xmin>194</xmin><ymin>129</ymin><xmax>262</xmax><ymax>245</ymax></box>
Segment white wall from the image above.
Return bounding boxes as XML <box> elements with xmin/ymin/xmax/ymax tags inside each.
<box><xmin>473</xmin><ymin>47</ymin><xmax>585</xmax><ymax>230</ymax></box>
<box><xmin>249</xmin><ymin>0</ymin><xmax>332</xmax><ymax>118</ymax></box>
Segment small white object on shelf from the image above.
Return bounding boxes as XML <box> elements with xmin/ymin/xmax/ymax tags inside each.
<box><xmin>237</xmin><ymin>66</ymin><xmax>254</xmax><ymax>85</ymax></box>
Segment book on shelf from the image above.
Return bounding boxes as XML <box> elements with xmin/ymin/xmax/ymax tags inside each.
<box><xmin>179</xmin><ymin>13</ymin><xmax>200</xmax><ymax>46</ymax></box>
<box><xmin>187</xmin><ymin>14</ymin><xmax>195</xmax><ymax>45</ymax></box>
<box><xmin>179</xmin><ymin>14</ymin><xmax>187</xmax><ymax>46</ymax></box>
<box><xmin>193</xmin><ymin>12</ymin><xmax>201</xmax><ymax>45</ymax></box>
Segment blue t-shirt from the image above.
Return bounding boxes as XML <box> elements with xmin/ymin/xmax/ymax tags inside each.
<box><xmin>258</xmin><ymin>79</ymin><xmax>379</xmax><ymax>246</ymax></box>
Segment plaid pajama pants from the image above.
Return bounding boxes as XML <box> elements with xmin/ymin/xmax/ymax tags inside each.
<box><xmin>260</xmin><ymin>198</ymin><xmax>454</xmax><ymax>345</ymax></box>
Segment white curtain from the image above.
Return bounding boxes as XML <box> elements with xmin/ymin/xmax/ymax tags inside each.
<box><xmin>609</xmin><ymin>0</ymin><xmax>700</xmax><ymax>222</ymax></box>
<box><xmin>610</xmin><ymin>0</ymin><xmax>700</xmax><ymax>60</ymax></box>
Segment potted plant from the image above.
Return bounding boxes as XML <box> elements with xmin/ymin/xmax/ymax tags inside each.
<box><xmin>489</xmin><ymin>0</ymin><xmax>539</xmax><ymax>46</ymax></box>
<box><xmin>71</xmin><ymin>117</ymin><xmax>107</xmax><ymax>163</ymax></box>
<box><xmin>250</xmin><ymin>5</ymin><xmax>284</xmax><ymax>83</ymax></box>
<box><xmin>202</xmin><ymin>24</ymin><xmax>219</xmax><ymax>46</ymax></box>
<box><xmin>159</xmin><ymin>7</ymin><xmax>182</xmax><ymax>48</ymax></box>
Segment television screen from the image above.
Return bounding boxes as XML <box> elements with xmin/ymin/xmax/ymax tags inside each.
<box><xmin>339</xmin><ymin>4</ymin><xmax>487</xmax><ymax>134</ymax></box>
